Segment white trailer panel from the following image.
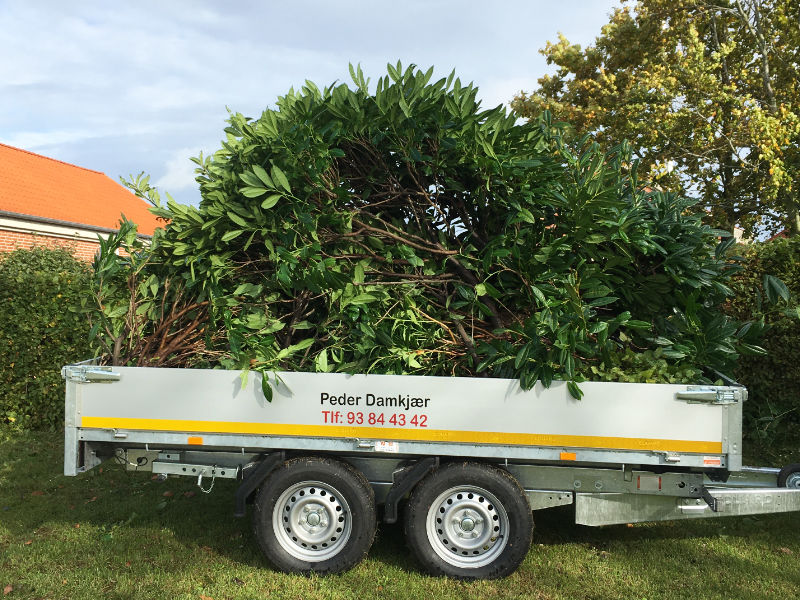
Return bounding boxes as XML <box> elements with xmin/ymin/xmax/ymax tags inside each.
<box><xmin>65</xmin><ymin>365</ymin><xmax>742</xmax><ymax>472</ymax></box>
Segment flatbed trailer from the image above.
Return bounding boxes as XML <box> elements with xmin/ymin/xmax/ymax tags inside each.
<box><xmin>63</xmin><ymin>362</ymin><xmax>800</xmax><ymax>579</ymax></box>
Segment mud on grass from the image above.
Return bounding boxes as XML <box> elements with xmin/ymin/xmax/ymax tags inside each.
<box><xmin>1</xmin><ymin>428</ymin><xmax>798</xmax><ymax>600</ymax></box>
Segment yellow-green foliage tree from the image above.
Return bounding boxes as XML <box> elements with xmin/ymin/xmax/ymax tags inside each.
<box><xmin>511</xmin><ymin>0</ymin><xmax>800</xmax><ymax>238</ymax></box>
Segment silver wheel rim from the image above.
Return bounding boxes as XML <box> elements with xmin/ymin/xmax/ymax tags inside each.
<box><xmin>272</xmin><ymin>480</ymin><xmax>352</xmax><ymax>562</ymax></box>
<box><xmin>785</xmin><ymin>472</ymin><xmax>800</xmax><ymax>489</ymax></box>
<box><xmin>425</xmin><ymin>485</ymin><xmax>509</xmax><ymax>569</ymax></box>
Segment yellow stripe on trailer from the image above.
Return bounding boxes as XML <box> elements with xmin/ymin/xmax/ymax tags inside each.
<box><xmin>80</xmin><ymin>416</ymin><xmax>722</xmax><ymax>454</ymax></box>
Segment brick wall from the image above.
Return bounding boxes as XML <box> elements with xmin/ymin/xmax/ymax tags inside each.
<box><xmin>0</xmin><ymin>230</ymin><xmax>100</xmax><ymax>261</ymax></box>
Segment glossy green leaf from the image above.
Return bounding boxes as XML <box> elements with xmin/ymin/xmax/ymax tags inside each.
<box><xmin>240</xmin><ymin>186</ymin><xmax>268</xmax><ymax>198</ymax></box>
<box><xmin>271</xmin><ymin>166</ymin><xmax>291</xmax><ymax>193</ymax></box>
<box><xmin>252</xmin><ymin>164</ymin><xmax>274</xmax><ymax>187</ymax></box>
<box><xmin>261</xmin><ymin>194</ymin><xmax>282</xmax><ymax>209</ymax></box>
<box><xmin>221</xmin><ymin>229</ymin><xmax>245</xmax><ymax>242</ymax></box>
<box><xmin>261</xmin><ymin>373</ymin><xmax>273</xmax><ymax>402</ymax></box>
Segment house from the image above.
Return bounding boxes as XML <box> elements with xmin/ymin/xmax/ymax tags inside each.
<box><xmin>0</xmin><ymin>143</ymin><xmax>163</xmax><ymax>261</ymax></box>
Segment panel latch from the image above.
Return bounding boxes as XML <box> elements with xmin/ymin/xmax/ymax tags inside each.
<box><xmin>675</xmin><ymin>386</ymin><xmax>744</xmax><ymax>405</ymax></box>
<box><xmin>62</xmin><ymin>366</ymin><xmax>121</xmax><ymax>383</ymax></box>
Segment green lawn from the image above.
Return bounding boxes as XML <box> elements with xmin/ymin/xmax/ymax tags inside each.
<box><xmin>1</xmin><ymin>427</ymin><xmax>798</xmax><ymax>600</ymax></box>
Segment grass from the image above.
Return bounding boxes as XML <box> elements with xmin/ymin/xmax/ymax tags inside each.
<box><xmin>1</xmin><ymin>427</ymin><xmax>798</xmax><ymax>600</ymax></box>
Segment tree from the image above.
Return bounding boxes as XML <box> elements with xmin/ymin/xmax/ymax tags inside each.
<box><xmin>511</xmin><ymin>0</ymin><xmax>800</xmax><ymax>238</ymax></box>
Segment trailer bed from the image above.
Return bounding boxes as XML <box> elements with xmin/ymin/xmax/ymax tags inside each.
<box><xmin>64</xmin><ymin>364</ymin><xmax>742</xmax><ymax>475</ymax></box>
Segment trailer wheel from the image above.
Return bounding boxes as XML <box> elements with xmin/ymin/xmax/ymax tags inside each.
<box><xmin>404</xmin><ymin>462</ymin><xmax>533</xmax><ymax>579</ymax></box>
<box><xmin>252</xmin><ymin>456</ymin><xmax>376</xmax><ymax>574</ymax></box>
<box><xmin>778</xmin><ymin>464</ymin><xmax>800</xmax><ymax>488</ymax></box>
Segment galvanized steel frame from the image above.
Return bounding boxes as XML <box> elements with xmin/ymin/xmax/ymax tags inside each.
<box><xmin>73</xmin><ymin>426</ymin><xmax>730</xmax><ymax>471</ymax></box>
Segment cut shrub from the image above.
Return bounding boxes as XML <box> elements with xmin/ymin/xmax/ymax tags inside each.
<box><xmin>87</xmin><ymin>64</ymin><xmax>765</xmax><ymax>397</ymax></box>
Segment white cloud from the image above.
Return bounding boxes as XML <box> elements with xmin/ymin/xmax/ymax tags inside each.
<box><xmin>2</xmin><ymin>129</ymin><xmax>103</xmax><ymax>151</ymax></box>
<box><xmin>0</xmin><ymin>0</ymin><xmax>621</xmax><ymax>209</ymax></box>
<box><xmin>155</xmin><ymin>148</ymin><xmax>202</xmax><ymax>193</ymax></box>
<box><xmin>2</xmin><ymin>123</ymin><xmax>162</xmax><ymax>152</ymax></box>
<box><xmin>476</xmin><ymin>76</ymin><xmax>537</xmax><ymax>110</ymax></box>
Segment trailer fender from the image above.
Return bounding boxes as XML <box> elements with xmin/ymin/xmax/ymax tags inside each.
<box><xmin>234</xmin><ymin>452</ymin><xmax>285</xmax><ymax>517</ymax></box>
<box><xmin>383</xmin><ymin>457</ymin><xmax>439</xmax><ymax>524</ymax></box>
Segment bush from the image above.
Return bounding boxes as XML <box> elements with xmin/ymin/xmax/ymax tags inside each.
<box><xmin>727</xmin><ymin>237</ymin><xmax>800</xmax><ymax>449</ymax></box>
<box><xmin>91</xmin><ymin>64</ymin><xmax>762</xmax><ymax>400</ymax></box>
<box><xmin>0</xmin><ymin>247</ymin><xmax>91</xmax><ymax>429</ymax></box>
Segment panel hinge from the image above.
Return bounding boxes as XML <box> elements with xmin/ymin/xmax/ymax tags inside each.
<box><xmin>675</xmin><ymin>386</ymin><xmax>745</xmax><ymax>405</ymax></box>
<box><xmin>62</xmin><ymin>366</ymin><xmax>121</xmax><ymax>383</ymax></box>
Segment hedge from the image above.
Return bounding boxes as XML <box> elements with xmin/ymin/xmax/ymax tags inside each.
<box><xmin>0</xmin><ymin>247</ymin><xmax>92</xmax><ymax>429</ymax></box>
<box><xmin>727</xmin><ymin>236</ymin><xmax>800</xmax><ymax>449</ymax></box>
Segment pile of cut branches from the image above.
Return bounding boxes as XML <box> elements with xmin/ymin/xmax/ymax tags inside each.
<box><xmin>82</xmin><ymin>63</ymin><xmax>767</xmax><ymax>398</ymax></box>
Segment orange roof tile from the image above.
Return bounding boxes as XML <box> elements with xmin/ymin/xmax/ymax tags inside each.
<box><xmin>0</xmin><ymin>143</ymin><xmax>163</xmax><ymax>236</ymax></box>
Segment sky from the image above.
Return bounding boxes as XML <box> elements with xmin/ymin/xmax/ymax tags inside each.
<box><xmin>0</xmin><ymin>0</ymin><xmax>620</xmax><ymax>207</ymax></box>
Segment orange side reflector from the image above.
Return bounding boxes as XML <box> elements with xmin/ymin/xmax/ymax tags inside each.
<box><xmin>187</xmin><ymin>436</ymin><xmax>203</xmax><ymax>446</ymax></box>
<box><xmin>560</xmin><ymin>452</ymin><xmax>577</xmax><ymax>461</ymax></box>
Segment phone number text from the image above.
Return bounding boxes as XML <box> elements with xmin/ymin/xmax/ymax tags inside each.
<box><xmin>321</xmin><ymin>410</ymin><xmax>428</xmax><ymax>427</ymax></box>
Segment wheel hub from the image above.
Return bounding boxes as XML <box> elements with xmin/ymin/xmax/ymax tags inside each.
<box><xmin>460</xmin><ymin>516</ymin><xmax>476</xmax><ymax>532</ymax></box>
<box><xmin>426</xmin><ymin>485</ymin><xmax>509</xmax><ymax>568</ymax></box>
<box><xmin>272</xmin><ymin>481</ymin><xmax>351</xmax><ymax>562</ymax></box>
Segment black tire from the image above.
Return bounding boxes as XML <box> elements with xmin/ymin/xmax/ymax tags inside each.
<box><xmin>252</xmin><ymin>456</ymin><xmax>376</xmax><ymax>574</ymax></box>
<box><xmin>404</xmin><ymin>461</ymin><xmax>533</xmax><ymax>579</ymax></box>
<box><xmin>777</xmin><ymin>463</ymin><xmax>800</xmax><ymax>488</ymax></box>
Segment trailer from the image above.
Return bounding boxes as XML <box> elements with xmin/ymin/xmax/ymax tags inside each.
<box><xmin>62</xmin><ymin>362</ymin><xmax>800</xmax><ymax>579</ymax></box>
